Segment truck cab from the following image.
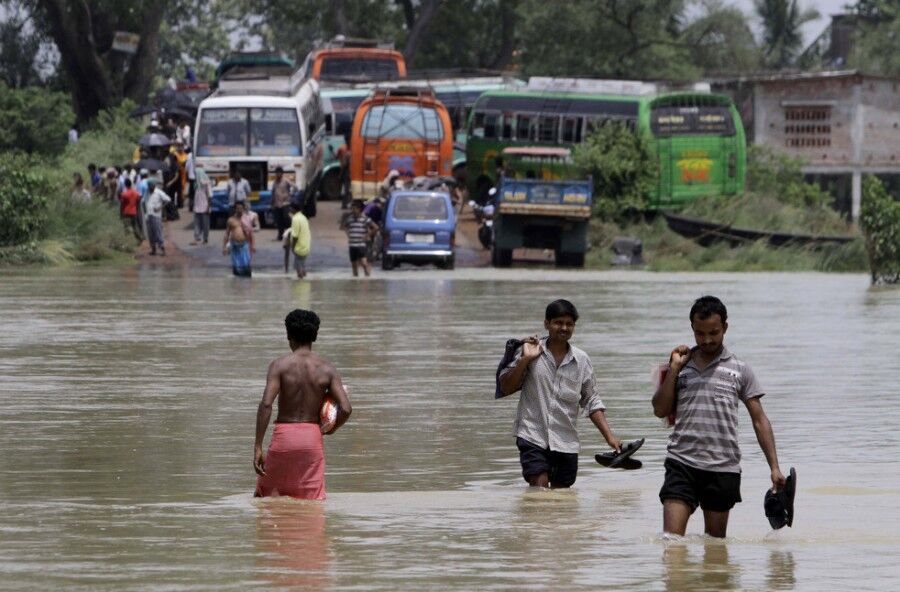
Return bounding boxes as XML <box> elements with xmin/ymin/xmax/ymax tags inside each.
<box><xmin>492</xmin><ymin>147</ymin><xmax>592</xmax><ymax>267</ymax></box>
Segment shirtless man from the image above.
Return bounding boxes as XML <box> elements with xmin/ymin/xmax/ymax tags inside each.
<box><xmin>253</xmin><ymin>309</ymin><xmax>352</xmax><ymax>500</ymax></box>
<box><xmin>223</xmin><ymin>201</ymin><xmax>254</xmax><ymax>277</ymax></box>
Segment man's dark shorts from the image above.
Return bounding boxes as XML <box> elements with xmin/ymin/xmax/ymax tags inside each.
<box><xmin>348</xmin><ymin>246</ymin><xmax>366</xmax><ymax>262</ymax></box>
<box><xmin>516</xmin><ymin>437</ymin><xmax>578</xmax><ymax>488</ymax></box>
<box><xmin>659</xmin><ymin>458</ymin><xmax>742</xmax><ymax>513</ymax></box>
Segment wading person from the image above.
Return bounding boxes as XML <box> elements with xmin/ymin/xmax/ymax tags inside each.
<box><xmin>340</xmin><ymin>200</ymin><xmax>377</xmax><ymax>277</ymax></box>
<box><xmin>144</xmin><ymin>180</ymin><xmax>170</xmax><ymax>256</ymax></box>
<box><xmin>498</xmin><ymin>299</ymin><xmax>624</xmax><ymax>489</ymax></box>
<box><xmin>652</xmin><ymin>295</ymin><xmax>785</xmax><ymax>538</ymax></box>
<box><xmin>289</xmin><ymin>201</ymin><xmax>311</xmax><ymax>279</ymax></box>
<box><xmin>254</xmin><ymin>309</ymin><xmax>352</xmax><ymax>500</ymax></box>
<box><xmin>223</xmin><ymin>201</ymin><xmax>254</xmax><ymax>277</ymax></box>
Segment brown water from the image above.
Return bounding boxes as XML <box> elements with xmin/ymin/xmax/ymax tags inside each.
<box><xmin>1</xmin><ymin>266</ymin><xmax>898</xmax><ymax>590</ymax></box>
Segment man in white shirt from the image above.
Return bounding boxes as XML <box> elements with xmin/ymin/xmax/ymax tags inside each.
<box><xmin>227</xmin><ymin>171</ymin><xmax>251</xmax><ymax>206</ymax></box>
<box><xmin>144</xmin><ymin>180</ymin><xmax>172</xmax><ymax>256</ymax></box>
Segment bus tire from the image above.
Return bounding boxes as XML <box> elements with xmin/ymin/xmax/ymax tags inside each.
<box><xmin>492</xmin><ymin>246</ymin><xmax>512</xmax><ymax>267</ymax></box>
<box><xmin>320</xmin><ymin>170</ymin><xmax>342</xmax><ymax>201</ymax></box>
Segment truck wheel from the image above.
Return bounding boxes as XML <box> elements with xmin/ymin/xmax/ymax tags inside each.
<box><xmin>492</xmin><ymin>246</ymin><xmax>512</xmax><ymax>267</ymax></box>
<box><xmin>320</xmin><ymin>170</ymin><xmax>341</xmax><ymax>201</ymax></box>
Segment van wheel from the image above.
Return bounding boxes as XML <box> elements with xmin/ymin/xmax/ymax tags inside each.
<box><xmin>382</xmin><ymin>255</ymin><xmax>395</xmax><ymax>270</ymax></box>
<box><xmin>439</xmin><ymin>255</ymin><xmax>455</xmax><ymax>270</ymax></box>
<box><xmin>320</xmin><ymin>170</ymin><xmax>341</xmax><ymax>201</ymax></box>
<box><xmin>492</xmin><ymin>246</ymin><xmax>512</xmax><ymax>267</ymax></box>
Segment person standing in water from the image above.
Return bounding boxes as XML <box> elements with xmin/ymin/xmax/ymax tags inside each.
<box><xmin>223</xmin><ymin>201</ymin><xmax>254</xmax><ymax>277</ymax></box>
<box><xmin>652</xmin><ymin>295</ymin><xmax>785</xmax><ymax>538</ymax></box>
<box><xmin>254</xmin><ymin>309</ymin><xmax>352</xmax><ymax>500</ymax></box>
<box><xmin>498</xmin><ymin>299</ymin><xmax>623</xmax><ymax>489</ymax></box>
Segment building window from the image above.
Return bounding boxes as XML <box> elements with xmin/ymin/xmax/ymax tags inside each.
<box><xmin>784</xmin><ymin>106</ymin><xmax>832</xmax><ymax>147</ymax></box>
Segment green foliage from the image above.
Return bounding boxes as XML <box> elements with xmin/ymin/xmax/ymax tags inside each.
<box><xmin>755</xmin><ymin>0</ymin><xmax>820</xmax><ymax>69</ymax></box>
<box><xmin>0</xmin><ymin>1</ymin><xmax>46</xmax><ymax>88</ymax></box>
<box><xmin>859</xmin><ymin>175</ymin><xmax>900</xmax><ymax>284</ymax></box>
<box><xmin>0</xmin><ymin>152</ymin><xmax>51</xmax><ymax>247</ymax></box>
<box><xmin>517</xmin><ymin>0</ymin><xmax>699</xmax><ymax>80</ymax></box>
<box><xmin>680</xmin><ymin>2</ymin><xmax>762</xmax><ymax>74</ymax></box>
<box><xmin>573</xmin><ymin>123</ymin><xmax>658</xmax><ymax>222</ymax></box>
<box><xmin>0</xmin><ymin>82</ymin><xmax>75</xmax><ymax>155</ymax></box>
<box><xmin>0</xmin><ymin>101</ymin><xmax>139</xmax><ymax>266</ymax></box>
<box><xmin>849</xmin><ymin>0</ymin><xmax>900</xmax><ymax>76</ymax></box>
<box><xmin>746</xmin><ymin>145</ymin><xmax>833</xmax><ymax>208</ymax></box>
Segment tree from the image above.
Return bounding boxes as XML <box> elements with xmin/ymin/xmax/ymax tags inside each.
<box><xmin>0</xmin><ymin>1</ymin><xmax>48</xmax><ymax>87</ymax></box>
<box><xmin>517</xmin><ymin>0</ymin><xmax>700</xmax><ymax>81</ymax></box>
<box><xmin>29</xmin><ymin>0</ymin><xmax>168</xmax><ymax>122</ymax></box>
<box><xmin>755</xmin><ymin>0</ymin><xmax>820</xmax><ymax>69</ymax></box>
<box><xmin>681</xmin><ymin>0</ymin><xmax>762</xmax><ymax>74</ymax></box>
<box><xmin>848</xmin><ymin>0</ymin><xmax>900</xmax><ymax>76</ymax></box>
<box><xmin>0</xmin><ymin>81</ymin><xmax>74</xmax><ymax>154</ymax></box>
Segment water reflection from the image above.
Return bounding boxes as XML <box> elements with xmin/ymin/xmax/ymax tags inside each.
<box><xmin>663</xmin><ymin>541</ymin><xmax>737</xmax><ymax>592</ymax></box>
<box><xmin>766</xmin><ymin>550</ymin><xmax>796</xmax><ymax>590</ymax></box>
<box><xmin>255</xmin><ymin>500</ymin><xmax>331</xmax><ymax>590</ymax></box>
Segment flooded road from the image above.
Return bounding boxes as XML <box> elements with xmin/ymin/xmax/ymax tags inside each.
<box><xmin>1</xmin><ymin>267</ymin><xmax>898</xmax><ymax>590</ymax></box>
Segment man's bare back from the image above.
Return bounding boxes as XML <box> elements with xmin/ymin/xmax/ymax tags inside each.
<box><xmin>269</xmin><ymin>350</ymin><xmax>346</xmax><ymax>424</ymax></box>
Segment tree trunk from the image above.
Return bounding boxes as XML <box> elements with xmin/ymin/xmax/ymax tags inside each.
<box><xmin>36</xmin><ymin>0</ymin><xmax>167</xmax><ymax>122</ymax></box>
<box><xmin>38</xmin><ymin>0</ymin><xmax>115</xmax><ymax>122</ymax></box>
<box><xmin>489</xmin><ymin>0</ymin><xmax>518</xmax><ymax>70</ymax></box>
<box><xmin>403</xmin><ymin>0</ymin><xmax>443</xmax><ymax>65</ymax></box>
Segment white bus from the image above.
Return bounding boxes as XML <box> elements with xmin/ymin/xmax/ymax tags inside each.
<box><xmin>194</xmin><ymin>68</ymin><xmax>325</xmax><ymax>225</ymax></box>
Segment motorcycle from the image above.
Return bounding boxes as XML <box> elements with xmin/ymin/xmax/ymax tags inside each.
<box><xmin>469</xmin><ymin>198</ymin><xmax>495</xmax><ymax>250</ymax></box>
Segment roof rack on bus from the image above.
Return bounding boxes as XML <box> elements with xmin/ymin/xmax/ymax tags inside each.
<box><xmin>527</xmin><ymin>77</ymin><xmax>660</xmax><ymax>96</ymax></box>
<box><xmin>216</xmin><ymin>68</ymin><xmax>308</xmax><ymax>97</ymax></box>
<box><xmin>215</xmin><ymin>51</ymin><xmax>296</xmax><ymax>82</ymax></box>
<box><xmin>314</xmin><ymin>35</ymin><xmax>395</xmax><ymax>50</ymax></box>
<box><xmin>371</xmin><ymin>86</ymin><xmax>436</xmax><ymax>99</ymax></box>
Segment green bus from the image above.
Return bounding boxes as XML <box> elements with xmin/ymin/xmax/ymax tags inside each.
<box><xmin>465</xmin><ymin>90</ymin><xmax>746</xmax><ymax>208</ymax></box>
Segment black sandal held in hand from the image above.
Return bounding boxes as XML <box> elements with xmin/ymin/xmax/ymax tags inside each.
<box><xmin>595</xmin><ymin>438</ymin><xmax>645</xmax><ymax>470</ymax></box>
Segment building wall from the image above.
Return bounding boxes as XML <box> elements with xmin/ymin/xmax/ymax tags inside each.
<box><xmin>859</xmin><ymin>78</ymin><xmax>900</xmax><ymax>168</ymax></box>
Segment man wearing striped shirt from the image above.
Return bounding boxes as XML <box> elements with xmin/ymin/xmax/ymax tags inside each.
<box><xmin>499</xmin><ymin>300</ymin><xmax>623</xmax><ymax>489</ymax></box>
<box><xmin>341</xmin><ymin>200</ymin><xmax>378</xmax><ymax>277</ymax></box>
<box><xmin>653</xmin><ymin>295</ymin><xmax>785</xmax><ymax>538</ymax></box>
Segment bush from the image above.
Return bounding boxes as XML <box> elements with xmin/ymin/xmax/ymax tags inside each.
<box><xmin>860</xmin><ymin>175</ymin><xmax>900</xmax><ymax>284</ymax></box>
<box><xmin>573</xmin><ymin>122</ymin><xmax>658</xmax><ymax>222</ymax></box>
<box><xmin>0</xmin><ymin>82</ymin><xmax>75</xmax><ymax>156</ymax></box>
<box><xmin>746</xmin><ymin>145</ymin><xmax>832</xmax><ymax>208</ymax></box>
<box><xmin>0</xmin><ymin>152</ymin><xmax>52</xmax><ymax>247</ymax></box>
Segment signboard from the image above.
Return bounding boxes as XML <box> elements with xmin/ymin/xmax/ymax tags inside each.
<box><xmin>112</xmin><ymin>31</ymin><xmax>141</xmax><ymax>54</ymax></box>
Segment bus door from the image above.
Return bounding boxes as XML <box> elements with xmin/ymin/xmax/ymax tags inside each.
<box><xmin>657</xmin><ymin>137</ymin><xmax>673</xmax><ymax>207</ymax></box>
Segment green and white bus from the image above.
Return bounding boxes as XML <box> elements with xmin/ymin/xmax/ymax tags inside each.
<box><xmin>465</xmin><ymin>89</ymin><xmax>746</xmax><ymax>208</ymax></box>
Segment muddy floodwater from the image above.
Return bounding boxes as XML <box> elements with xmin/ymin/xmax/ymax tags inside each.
<box><xmin>1</xmin><ymin>267</ymin><xmax>898</xmax><ymax>591</ymax></box>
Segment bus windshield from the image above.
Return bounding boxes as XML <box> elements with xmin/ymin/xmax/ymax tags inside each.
<box><xmin>361</xmin><ymin>105</ymin><xmax>444</xmax><ymax>141</ymax></box>
<box><xmin>319</xmin><ymin>58</ymin><xmax>400</xmax><ymax>81</ymax></box>
<box><xmin>392</xmin><ymin>195</ymin><xmax>449</xmax><ymax>221</ymax></box>
<box><xmin>197</xmin><ymin>107</ymin><xmax>301</xmax><ymax>157</ymax></box>
<box><xmin>650</xmin><ymin>106</ymin><xmax>734</xmax><ymax>137</ymax></box>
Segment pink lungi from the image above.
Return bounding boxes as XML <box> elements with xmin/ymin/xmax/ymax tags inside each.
<box><xmin>255</xmin><ymin>423</ymin><xmax>326</xmax><ymax>500</ymax></box>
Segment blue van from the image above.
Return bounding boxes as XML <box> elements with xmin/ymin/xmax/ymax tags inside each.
<box><xmin>382</xmin><ymin>190</ymin><xmax>456</xmax><ymax>270</ymax></box>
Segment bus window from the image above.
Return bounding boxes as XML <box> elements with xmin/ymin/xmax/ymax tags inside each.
<box><xmin>197</xmin><ymin>108</ymin><xmax>247</xmax><ymax>157</ymax></box>
<box><xmin>562</xmin><ymin>117</ymin><xmax>582</xmax><ymax>143</ymax></box>
<box><xmin>361</xmin><ymin>105</ymin><xmax>444</xmax><ymax>140</ymax></box>
<box><xmin>538</xmin><ymin>116</ymin><xmax>559</xmax><ymax>143</ymax></box>
<box><xmin>249</xmin><ymin>108</ymin><xmax>301</xmax><ymax>156</ymax></box>
<box><xmin>319</xmin><ymin>58</ymin><xmax>400</xmax><ymax>81</ymax></box>
<box><xmin>516</xmin><ymin>115</ymin><xmax>534</xmax><ymax>141</ymax></box>
<box><xmin>483</xmin><ymin>114</ymin><xmax>499</xmax><ymax>139</ymax></box>
<box><xmin>471</xmin><ymin>111</ymin><xmax>486</xmax><ymax>138</ymax></box>
<box><xmin>501</xmin><ymin>114</ymin><xmax>513</xmax><ymax>139</ymax></box>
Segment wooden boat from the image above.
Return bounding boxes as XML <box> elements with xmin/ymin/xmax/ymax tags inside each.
<box><xmin>662</xmin><ymin>212</ymin><xmax>855</xmax><ymax>248</ymax></box>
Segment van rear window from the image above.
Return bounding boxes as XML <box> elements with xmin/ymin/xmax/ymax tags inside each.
<box><xmin>392</xmin><ymin>195</ymin><xmax>449</xmax><ymax>221</ymax></box>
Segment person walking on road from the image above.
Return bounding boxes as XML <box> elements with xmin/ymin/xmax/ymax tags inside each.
<box><xmin>118</xmin><ymin>179</ymin><xmax>142</xmax><ymax>240</ymax></box>
<box><xmin>227</xmin><ymin>170</ymin><xmax>251</xmax><ymax>207</ymax></box>
<box><xmin>144</xmin><ymin>180</ymin><xmax>171</xmax><ymax>256</ymax></box>
<box><xmin>652</xmin><ymin>295</ymin><xmax>785</xmax><ymax>538</ymax></box>
<box><xmin>190</xmin><ymin>166</ymin><xmax>212</xmax><ymax>245</ymax></box>
<box><xmin>498</xmin><ymin>299</ymin><xmax>624</xmax><ymax>489</ymax></box>
<box><xmin>340</xmin><ymin>200</ymin><xmax>377</xmax><ymax>277</ymax></box>
<box><xmin>271</xmin><ymin>166</ymin><xmax>294</xmax><ymax>241</ymax></box>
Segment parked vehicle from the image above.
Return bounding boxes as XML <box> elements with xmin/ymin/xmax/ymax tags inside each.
<box><xmin>491</xmin><ymin>147</ymin><xmax>592</xmax><ymax>267</ymax></box>
<box><xmin>382</xmin><ymin>190</ymin><xmax>456</xmax><ymax>270</ymax></box>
